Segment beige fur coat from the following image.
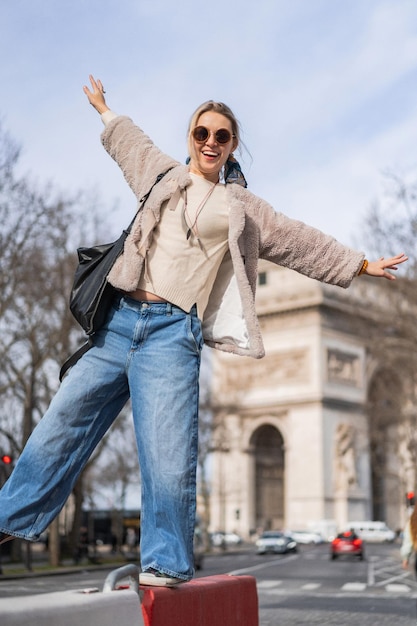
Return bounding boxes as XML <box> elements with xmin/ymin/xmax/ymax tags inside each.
<box><xmin>102</xmin><ymin>115</ymin><xmax>364</xmax><ymax>359</ymax></box>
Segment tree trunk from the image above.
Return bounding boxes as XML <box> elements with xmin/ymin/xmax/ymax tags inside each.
<box><xmin>69</xmin><ymin>474</ymin><xmax>84</xmax><ymax>557</ymax></box>
<box><xmin>48</xmin><ymin>518</ymin><xmax>61</xmax><ymax>567</ymax></box>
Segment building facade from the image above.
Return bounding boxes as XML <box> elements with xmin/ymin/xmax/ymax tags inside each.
<box><xmin>208</xmin><ymin>262</ymin><xmax>410</xmax><ymax>539</ymax></box>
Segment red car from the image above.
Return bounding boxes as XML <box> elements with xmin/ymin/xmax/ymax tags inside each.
<box><xmin>330</xmin><ymin>531</ymin><xmax>364</xmax><ymax>560</ymax></box>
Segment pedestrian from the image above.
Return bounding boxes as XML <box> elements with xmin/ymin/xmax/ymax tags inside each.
<box><xmin>74</xmin><ymin>526</ymin><xmax>89</xmax><ymax>565</ymax></box>
<box><xmin>0</xmin><ymin>74</ymin><xmax>408</xmax><ymax>587</ymax></box>
<box><xmin>125</xmin><ymin>527</ymin><xmax>137</xmax><ymax>555</ymax></box>
<box><xmin>401</xmin><ymin>506</ymin><xmax>417</xmax><ymax>575</ymax></box>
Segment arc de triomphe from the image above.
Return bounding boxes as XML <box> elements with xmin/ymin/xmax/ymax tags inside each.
<box><xmin>207</xmin><ymin>262</ymin><xmax>405</xmax><ymax>539</ymax></box>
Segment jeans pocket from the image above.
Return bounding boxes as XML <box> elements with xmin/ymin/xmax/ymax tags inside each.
<box><xmin>186</xmin><ymin>314</ymin><xmax>203</xmax><ymax>354</ymax></box>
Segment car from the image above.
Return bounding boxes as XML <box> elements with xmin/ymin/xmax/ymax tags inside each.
<box><xmin>288</xmin><ymin>530</ymin><xmax>323</xmax><ymax>545</ymax></box>
<box><xmin>330</xmin><ymin>531</ymin><xmax>364</xmax><ymax>560</ymax></box>
<box><xmin>345</xmin><ymin>521</ymin><xmax>396</xmax><ymax>543</ymax></box>
<box><xmin>210</xmin><ymin>531</ymin><xmax>243</xmax><ymax>547</ymax></box>
<box><xmin>256</xmin><ymin>531</ymin><xmax>297</xmax><ymax>555</ymax></box>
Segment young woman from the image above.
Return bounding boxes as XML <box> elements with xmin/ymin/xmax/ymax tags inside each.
<box><xmin>0</xmin><ymin>75</ymin><xmax>407</xmax><ymax>587</ymax></box>
<box><xmin>401</xmin><ymin>507</ymin><xmax>417</xmax><ymax>575</ymax></box>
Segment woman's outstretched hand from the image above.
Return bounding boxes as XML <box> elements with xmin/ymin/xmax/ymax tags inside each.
<box><xmin>83</xmin><ymin>74</ymin><xmax>110</xmax><ymax>115</ymax></box>
<box><xmin>364</xmin><ymin>253</ymin><xmax>408</xmax><ymax>280</ymax></box>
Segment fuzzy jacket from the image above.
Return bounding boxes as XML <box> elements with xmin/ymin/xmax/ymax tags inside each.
<box><xmin>102</xmin><ymin>115</ymin><xmax>364</xmax><ymax>359</ymax></box>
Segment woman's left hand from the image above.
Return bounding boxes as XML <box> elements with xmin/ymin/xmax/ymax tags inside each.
<box><xmin>364</xmin><ymin>253</ymin><xmax>408</xmax><ymax>280</ymax></box>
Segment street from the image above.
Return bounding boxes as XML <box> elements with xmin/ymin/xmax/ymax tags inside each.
<box><xmin>0</xmin><ymin>542</ymin><xmax>416</xmax><ymax>625</ymax></box>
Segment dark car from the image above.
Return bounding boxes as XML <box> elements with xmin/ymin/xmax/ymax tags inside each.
<box><xmin>330</xmin><ymin>531</ymin><xmax>364</xmax><ymax>560</ymax></box>
<box><xmin>256</xmin><ymin>530</ymin><xmax>297</xmax><ymax>555</ymax></box>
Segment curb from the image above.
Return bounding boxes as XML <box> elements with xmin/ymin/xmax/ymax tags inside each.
<box><xmin>0</xmin><ymin>559</ymin><xmax>130</xmax><ymax>581</ymax></box>
<box><xmin>0</xmin><ymin>545</ymin><xmax>253</xmax><ymax>581</ymax></box>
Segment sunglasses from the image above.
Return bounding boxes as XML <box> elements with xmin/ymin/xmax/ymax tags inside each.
<box><xmin>192</xmin><ymin>126</ymin><xmax>234</xmax><ymax>145</ymax></box>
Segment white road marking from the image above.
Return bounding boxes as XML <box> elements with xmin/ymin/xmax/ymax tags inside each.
<box><xmin>341</xmin><ymin>582</ymin><xmax>367</xmax><ymax>591</ymax></box>
<box><xmin>373</xmin><ymin>570</ymin><xmax>411</xmax><ymax>587</ymax></box>
<box><xmin>227</xmin><ymin>553</ymin><xmax>298</xmax><ymax>576</ymax></box>
<box><xmin>301</xmin><ymin>583</ymin><xmax>321</xmax><ymax>590</ymax></box>
<box><xmin>257</xmin><ymin>580</ymin><xmax>282</xmax><ymax>589</ymax></box>
<box><xmin>385</xmin><ymin>583</ymin><xmax>411</xmax><ymax>593</ymax></box>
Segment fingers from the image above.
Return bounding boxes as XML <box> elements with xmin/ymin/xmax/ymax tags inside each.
<box><xmin>386</xmin><ymin>253</ymin><xmax>408</xmax><ymax>266</ymax></box>
<box><xmin>365</xmin><ymin>253</ymin><xmax>408</xmax><ymax>280</ymax></box>
<box><xmin>82</xmin><ymin>75</ymin><xmax>95</xmax><ymax>95</ymax></box>
<box><xmin>89</xmin><ymin>74</ymin><xmax>100</xmax><ymax>92</ymax></box>
<box><xmin>396</xmin><ymin>253</ymin><xmax>408</xmax><ymax>264</ymax></box>
<box><xmin>83</xmin><ymin>75</ymin><xmax>105</xmax><ymax>96</ymax></box>
<box><xmin>383</xmin><ymin>254</ymin><xmax>408</xmax><ymax>272</ymax></box>
<box><xmin>378</xmin><ymin>254</ymin><xmax>407</xmax><ymax>269</ymax></box>
<box><xmin>90</xmin><ymin>75</ymin><xmax>105</xmax><ymax>94</ymax></box>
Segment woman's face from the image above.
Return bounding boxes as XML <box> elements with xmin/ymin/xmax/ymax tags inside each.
<box><xmin>188</xmin><ymin>111</ymin><xmax>238</xmax><ymax>183</ymax></box>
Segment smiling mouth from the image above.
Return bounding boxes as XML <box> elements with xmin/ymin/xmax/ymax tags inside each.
<box><xmin>202</xmin><ymin>150</ymin><xmax>219</xmax><ymax>159</ymax></box>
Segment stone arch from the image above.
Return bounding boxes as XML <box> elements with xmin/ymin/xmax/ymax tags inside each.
<box><xmin>250</xmin><ymin>424</ymin><xmax>285</xmax><ymax>531</ymax></box>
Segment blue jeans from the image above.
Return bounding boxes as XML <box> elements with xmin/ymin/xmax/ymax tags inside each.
<box><xmin>0</xmin><ymin>296</ymin><xmax>203</xmax><ymax>580</ymax></box>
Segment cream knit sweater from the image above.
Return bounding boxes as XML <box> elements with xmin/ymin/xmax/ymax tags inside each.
<box><xmin>137</xmin><ymin>174</ymin><xmax>229</xmax><ymax>316</ymax></box>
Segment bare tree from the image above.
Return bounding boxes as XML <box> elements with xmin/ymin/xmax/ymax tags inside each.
<box><xmin>0</xmin><ymin>119</ymin><xmax>136</xmax><ymax>566</ymax></box>
<box><xmin>360</xmin><ymin>170</ymin><xmax>417</xmax><ymax>513</ymax></box>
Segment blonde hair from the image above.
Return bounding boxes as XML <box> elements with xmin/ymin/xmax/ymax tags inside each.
<box><xmin>187</xmin><ymin>100</ymin><xmax>241</xmax><ymax>157</ymax></box>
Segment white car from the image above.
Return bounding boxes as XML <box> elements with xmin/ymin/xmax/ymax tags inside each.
<box><xmin>288</xmin><ymin>530</ymin><xmax>323</xmax><ymax>545</ymax></box>
<box><xmin>256</xmin><ymin>531</ymin><xmax>297</xmax><ymax>555</ymax></box>
<box><xmin>344</xmin><ymin>521</ymin><xmax>396</xmax><ymax>543</ymax></box>
<box><xmin>210</xmin><ymin>532</ymin><xmax>242</xmax><ymax>547</ymax></box>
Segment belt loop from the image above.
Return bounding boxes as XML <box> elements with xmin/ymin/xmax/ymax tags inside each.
<box><xmin>166</xmin><ymin>302</ymin><xmax>172</xmax><ymax>316</ymax></box>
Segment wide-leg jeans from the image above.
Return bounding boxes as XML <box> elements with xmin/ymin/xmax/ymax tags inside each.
<box><xmin>0</xmin><ymin>296</ymin><xmax>203</xmax><ymax>580</ymax></box>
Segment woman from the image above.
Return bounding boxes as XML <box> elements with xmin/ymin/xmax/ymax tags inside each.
<box><xmin>401</xmin><ymin>507</ymin><xmax>417</xmax><ymax>575</ymax></box>
<box><xmin>0</xmin><ymin>75</ymin><xmax>407</xmax><ymax>586</ymax></box>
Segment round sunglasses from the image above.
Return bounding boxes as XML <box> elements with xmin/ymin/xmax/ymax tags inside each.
<box><xmin>192</xmin><ymin>126</ymin><xmax>234</xmax><ymax>145</ymax></box>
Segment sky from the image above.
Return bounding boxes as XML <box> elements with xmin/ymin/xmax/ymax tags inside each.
<box><xmin>1</xmin><ymin>0</ymin><xmax>417</xmax><ymax>250</ymax></box>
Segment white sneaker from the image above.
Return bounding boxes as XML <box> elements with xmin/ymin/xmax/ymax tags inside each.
<box><xmin>139</xmin><ymin>568</ymin><xmax>187</xmax><ymax>587</ymax></box>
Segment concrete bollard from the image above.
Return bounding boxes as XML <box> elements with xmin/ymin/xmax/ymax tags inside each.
<box><xmin>0</xmin><ymin>564</ymin><xmax>144</xmax><ymax>626</ymax></box>
<box><xmin>0</xmin><ymin>588</ymin><xmax>143</xmax><ymax>626</ymax></box>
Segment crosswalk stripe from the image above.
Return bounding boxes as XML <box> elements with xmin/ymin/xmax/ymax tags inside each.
<box><xmin>385</xmin><ymin>584</ymin><xmax>410</xmax><ymax>593</ymax></box>
<box><xmin>257</xmin><ymin>580</ymin><xmax>282</xmax><ymax>589</ymax></box>
<box><xmin>256</xmin><ymin>578</ymin><xmax>416</xmax><ymax>595</ymax></box>
<box><xmin>341</xmin><ymin>582</ymin><xmax>367</xmax><ymax>591</ymax></box>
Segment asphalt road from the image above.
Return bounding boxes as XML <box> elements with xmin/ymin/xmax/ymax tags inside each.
<box><xmin>0</xmin><ymin>541</ymin><xmax>416</xmax><ymax>625</ymax></box>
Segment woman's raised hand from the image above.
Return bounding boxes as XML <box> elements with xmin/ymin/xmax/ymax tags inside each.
<box><xmin>364</xmin><ymin>253</ymin><xmax>408</xmax><ymax>280</ymax></box>
<box><xmin>83</xmin><ymin>74</ymin><xmax>110</xmax><ymax>115</ymax></box>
